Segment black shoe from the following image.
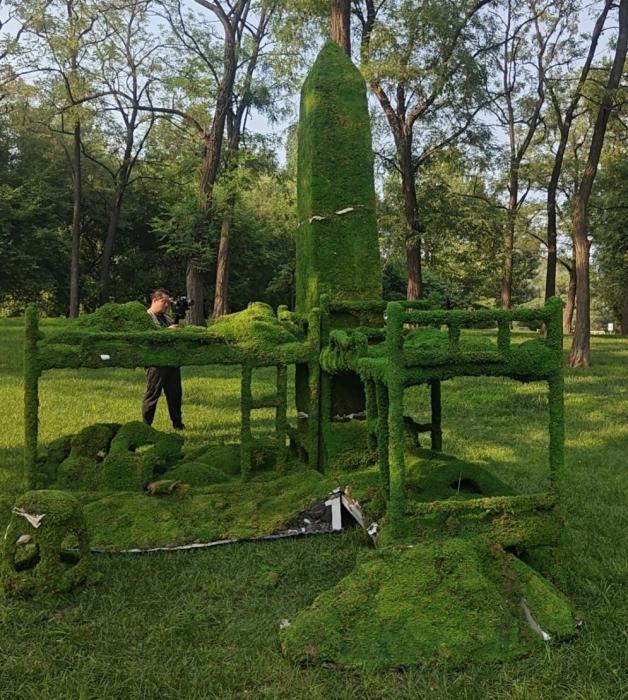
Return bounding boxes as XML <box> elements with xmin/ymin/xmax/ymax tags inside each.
<box><xmin>173</xmin><ymin>422</ymin><xmax>185</xmax><ymax>430</ymax></box>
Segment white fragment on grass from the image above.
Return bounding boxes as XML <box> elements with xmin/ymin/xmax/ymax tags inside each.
<box><xmin>521</xmin><ymin>598</ymin><xmax>552</xmax><ymax>641</ymax></box>
<box><xmin>279</xmin><ymin>619</ymin><xmax>291</xmax><ymax>630</ymax></box>
<box><xmin>335</xmin><ymin>207</ymin><xmax>355</xmax><ymax>215</ymax></box>
<box><xmin>367</xmin><ymin>522</ymin><xmax>379</xmax><ymax>540</ymax></box>
<box><xmin>100</xmin><ymin>354</ymin><xmax>111</xmax><ymax>361</ymax></box>
<box><xmin>16</xmin><ymin>534</ymin><xmax>32</xmax><ymax>546</ymax></box>
<box><xmin>309</xmin><ymin>215</ymin><xmax>326</xmax><ymax>223</ymax></box>
<box><xmin>12</xmin><ymin>508</ymin><xmax>46</xmax><ymax>529</ymax></box>
<box><xmin>297</xmin><ymin>411</ymin><xmax>309</xmax><ymax>419</ymax></box>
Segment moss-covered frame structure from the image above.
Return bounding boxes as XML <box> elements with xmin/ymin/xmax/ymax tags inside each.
<box><xmin>23</xmin><ymin>303</ymin><xmax>322</xmax><ymax>489</ymax></box>
<box><xmin>317</xmin><ymin>296</ymin><xmax>565</xmax><ymax>540</ymax></box>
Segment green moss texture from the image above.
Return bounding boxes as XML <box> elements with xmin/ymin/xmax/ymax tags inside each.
<box><xmin>296</xmin><ymin>41</ymin><xmax>382</xmax><ymax>312</ymax></box>
<box><xmin>280</xmin><ymin>538</ymin><xmax>575</xmax><ymax>669</ymax></box>
<box><xmin>1</xmin><ymin>490</ymin><xmax>93</xmax><ymax>597</ymax></box>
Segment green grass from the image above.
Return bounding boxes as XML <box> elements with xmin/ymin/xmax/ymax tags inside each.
<box><xmin>1</xmin><ymin>317</ymin><xmax>627</xmax><ymax>698</ymax></box>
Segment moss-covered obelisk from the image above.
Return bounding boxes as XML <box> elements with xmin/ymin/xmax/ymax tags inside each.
<box><xmin>296</xmin><ymin>41</ymin><xmax>382</xmax><ymax>311</ymax></box>
<box><xmin>295</xmin><ymin>41</ymin><xmax>382</xmax><ymax>469</ymax></box>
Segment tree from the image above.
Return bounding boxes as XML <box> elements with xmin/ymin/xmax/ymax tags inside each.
<box><xmin>356</xmin><ymin>0</ymin><xmax>494</xmax><ymax>299</ymax></box>
<box><xmin>569</xmin><ymin>0</ymin><xmax>628</xmax><ymax>366</ymax></box>
<box><xmin>488</xmin><ymin>0</ymin><xmax>571</xmax><ymax>308</ymax></box>
<box><xmin>212</xmin><ymin>3</ymin><xmax>275</xmax><ymax>317</ymax></box>
<box><xmin>11</xmin><ymin>0</ymin><xmax>100</xmax><ymax>316</ymax></box>
<box><xmin>542</xmin><ymin>0</ymin><xmax>612</xmax><ymax>301</ymax></box>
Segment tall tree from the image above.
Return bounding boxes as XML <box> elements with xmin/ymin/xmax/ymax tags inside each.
<box><xmin>543</xmin><ymin>0</ymin><xmax>612</xmax><ymax>301</ymax></box>
<box><xmin>212</xmin><ymin>3</ymin><xmax>275</xmax><ymax>317</ymax></box>
<box><xmin>570</xmin><ymin>0</ymin><xmax>628</xmax><ymax>365</ymax></box>
<box><xmin>11</xmin><ymin>0</ymin><xmax>99</xmax><ymax>316</ymax></box>
<box><xmin>89</xmin><ymin>0</ymin><xmax>159</xmax><ymax>303</ymax></box>
<box><xmin>489</xmin><ymin>0</ymin><xmax>567</xmax><ymax>309</ymax></box>
<box><xmin>356</xmin><ymin>0</ymin><xmax>493</xmax><ymax>299</ymax></box>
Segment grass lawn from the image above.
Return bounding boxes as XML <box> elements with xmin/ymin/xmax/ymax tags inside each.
<box><xmin>0</xmin><ymin>317</ymin><xmax>626</xmax><ymax>699</ymax></box>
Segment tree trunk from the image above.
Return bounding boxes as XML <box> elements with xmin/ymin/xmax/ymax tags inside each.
<box><xmin>99</xmin><ymin>185</ymin><xmax>125</xmax><ymax>305</ymax></box>
<box><xmin>212</xmin><ymin>196</ymin><xmax>234</xmax><ymax>318</ymax></box>
<box><xmin>570</xmin><ymin>204</ymin><xmax>590</xmax><ymax>366</ymax></box>
<box><xmin>569</xmin><ymin>0</ymin><xmax>628</xmax><ymax>367</ymax></box>
<box><xmin>501</xmin><ymin>165</ymin><xmax>518</xmax><ymax>309</ymax></box>
<box><xmin>69</xmin><ymin>120</ymin><xmax>81</xmax><ymax>318</ymax></box>
<box><xmin>398</xmin><ymin>135</ymin><xmax>422</xmax><ymax>299</ymax></box>
<box><xmin>621</xmin><ymin>282</ymin><xmax>628</xmax><ymax>334</ymax></box>
<box><xmin>331</xmin><ymin>0</ymin><xmax>351</xmax><ymax>55</ymax></box>
<box><xmin>186</xmin><ymin>25</ymin><xmax>239</xmax><ymax>325</ymax></box>
<box><xmin>563</xmin><ymin>260</ymin><xmax>576</xmax><ymax>335</ymax></box>
<box><xmin>545</xmin><ymin>166</ymin><xmax>560</xmax><ymax>300</ymax></box>
<box><xmin>186</xmin><ymin>260</ymin><xmax>206</xmax><ymax>325</ymax></box>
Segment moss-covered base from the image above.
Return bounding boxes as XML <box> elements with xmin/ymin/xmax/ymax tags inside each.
<box><xmin>280</xmin><ymin>538</ymin><xmax>575</xmax><ymax>669</ymax></box>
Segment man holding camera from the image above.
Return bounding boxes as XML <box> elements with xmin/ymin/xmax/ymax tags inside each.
<box><xmin>142</xmin><ymin>289</ymin><xmax>185</xmax><ymax>430</ymax></box>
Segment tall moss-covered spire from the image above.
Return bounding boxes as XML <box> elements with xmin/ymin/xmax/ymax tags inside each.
<box><xmin>296</xmin><ymin>41</ymin><xmax>382</xmax><ymax>312</ymax></box>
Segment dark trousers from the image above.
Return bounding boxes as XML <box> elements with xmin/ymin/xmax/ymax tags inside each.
<box><xmin>142</xmin><ymin>366</ymin><xmax>182</xmax><ymax>426</ymax></box>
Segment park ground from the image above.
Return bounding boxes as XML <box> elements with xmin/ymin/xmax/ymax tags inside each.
<box><xmin>0</xmin><ymin>317</ymin><xmax>626</xmax><ymax>699</ymax></box>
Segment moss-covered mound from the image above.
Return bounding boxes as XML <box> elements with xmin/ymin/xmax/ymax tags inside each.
<box><xmin>280</xmin><ymin>538</ymin><xmax>575</xmax><ymax>669</ymax></box>
<box><xmin>74</xmin><ymin>301</ymin><xmax>156</xmax><ymax>332</ymax></box>
<box><xmin>204</xmin><ymin>302</ymin><xmax>300</xmax><ymax>351</ymax></box>
<box><xmin>84</xmin><ymin>469</ymin><xmax>336</xmax><ymax>549</ymax></box>
<box><xmin>39</xmin><ymin>422</ymin><xmax>183</xmax><ymax>492</ymax></box>
<box><xmin>1</xmin><ymin>490</ymin><xmax>93</xmax><ymax>598</ymax></box>
<box><xmin>102</xmin><ymin>421</ymin><xmax>183</xmax><ymax>491</ymax></box>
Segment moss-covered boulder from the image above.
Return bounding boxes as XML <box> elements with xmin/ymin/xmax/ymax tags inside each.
<box><xmin>35</xmin><ymin>435</ymin><xmax>72</xmax><ymax>487</ymax></box>
<box><xmin>55</xmin><ymin>423</ymin><xmax>120</xmax><ymax>490</ymax></box>
<box><xmin>101</xmin><ymin>421</ymin><xmax>183</xmax><ymax>491</ymax></box>
<box><xmin>1</xmin><ymin>490</ymin><xmax>93</xmax><ymax>597</ymax></box>
<box><xmin>280</xmin><ymin>538</ymin><xmax>575</xmax><ymax>668</ymax></box>
<box><xmin>74</xmin><ymin>301</ymin><xmax>156</xmax><ymax>332</ymax></box>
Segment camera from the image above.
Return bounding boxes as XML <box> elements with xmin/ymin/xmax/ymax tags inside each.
<box><xmin>171</xmin><ymin>295</ymin><xmax>194</xmax><ymax>323</ymax></box>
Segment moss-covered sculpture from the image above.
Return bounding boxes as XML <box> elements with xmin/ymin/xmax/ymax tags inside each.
<box><xmin>296</xmin><ymin>41</ymin><xmax>382</xmax><ymax>312</ymax></box>
<box><xmin>16</xmin><ymin>38</ymin><xmax>571</xmax><ymax>670</ymax></box>
<box><xmin>1</xmin><ymin>490</ymin><xmax>93</xmax><ymax>597</ymax></box>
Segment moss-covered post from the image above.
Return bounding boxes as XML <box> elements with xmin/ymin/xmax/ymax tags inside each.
<box><xmin>307</xmin><ymin>308</ymin><xmax>321</xmax><ymax>470</ymax></box>
<box><xmin>24</xmin><ymin>305</ymin><xmax>41</xmax><ymax>489</ymax></box>
<box><xmin>240</xmin><ymin>363</ymin><xmax>253</xmax><ymax>479</ymax></box>
<box><xmin>365</xmin><ymin>379</ymin><xmax>377</xmax><ymax>450</ymax></box>
<box><xmin>375</xmin><ymin>381</ymin><xmax>390</xmax><ymax>498</ymax></box>
<box><xmin>430</xmin><ymin>379</ymin><xmax>443</xmax><ymax>451</ymax></box>
<box><xmin>386</xmin><ymin>302</ymin><xmax>406</xmax><ymax>537</ymax></box>
<box><xmin>275</xmin><ymin>364</ymin><xmax>288</xmax><ymax>473</ymax></box>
